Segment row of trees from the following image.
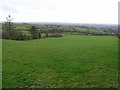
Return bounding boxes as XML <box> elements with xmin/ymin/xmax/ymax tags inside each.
<box><xmin>2</xmin><ymin>15</ymin><xmax>62</xmax><ymax>40</ymax></box>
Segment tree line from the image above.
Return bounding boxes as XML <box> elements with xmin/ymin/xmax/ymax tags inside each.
<box><xmin>2</xmin><ymin>15</ymin><xmax>62</xmax><ymax>40</ymax></box>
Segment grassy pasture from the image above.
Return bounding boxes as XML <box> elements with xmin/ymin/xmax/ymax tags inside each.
<box><xmin>2</xmin><ymin>35</ymin><xmax>118</xmax><ymax>88</ymax></box>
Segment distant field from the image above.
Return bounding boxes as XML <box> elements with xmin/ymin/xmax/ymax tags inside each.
<box><xmin>14</xmin><ymin>23</ymin><xmax>106</xmax><ymax>34</ymax></box>
<box><xmin>2</xmin><ymin>35</ymin><xmax>118</xmax><ymax>88</ymax></box>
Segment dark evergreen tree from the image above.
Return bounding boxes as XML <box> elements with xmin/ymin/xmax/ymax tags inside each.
<box><xmin>30</xmin><ymin>26</ymin><xmax>38</xmax><ymax>39</ymax></box>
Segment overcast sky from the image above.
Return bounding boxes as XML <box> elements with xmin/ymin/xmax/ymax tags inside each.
<box><xmin>0</xmin><ymin>0</ymin><xmax>119</xmax><ymax>24</ymax></box>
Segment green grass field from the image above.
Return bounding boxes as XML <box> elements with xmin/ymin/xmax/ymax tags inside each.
<box><xmin>2</xmin><ymin>35</ymin><xmax>118</xmax><ymax>88</ymax></box>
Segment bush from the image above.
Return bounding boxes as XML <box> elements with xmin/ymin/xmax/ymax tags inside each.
<box><xmin>2</xmin><ymin>31</ymin><xmax>10</xmax><ymax>39</ymax></box>
<box><xmin>10</xmin><ymin>30</ymin><xmax>32</xmax><ymax>40</ymax></box>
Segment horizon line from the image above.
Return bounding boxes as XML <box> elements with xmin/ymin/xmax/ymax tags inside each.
<box><xmin>0</xmin><ymin>21</ymin><xmax>118</xmax><ymax>25</ymax></box>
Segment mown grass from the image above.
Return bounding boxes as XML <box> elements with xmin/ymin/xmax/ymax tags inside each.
<box><xmin>2</xmin><ymin>35</ymin><xmax>118</xmax><ymax>88</ymax></box>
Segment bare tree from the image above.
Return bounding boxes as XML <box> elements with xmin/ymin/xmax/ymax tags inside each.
<box><xmin>2</xmin><ymin>15</ymin><xmax>16</xmax><ymax>39</ymax></box>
